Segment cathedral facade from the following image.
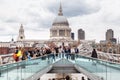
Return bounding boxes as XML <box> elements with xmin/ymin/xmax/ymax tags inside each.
<box><xmin>49</xmin><ymin>3</ymin><xmax>75</xmax><ymax>46</ymax></box>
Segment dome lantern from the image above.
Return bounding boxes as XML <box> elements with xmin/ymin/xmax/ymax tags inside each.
<box><xmin>58</xmin><ymin>2</ymin><xmax>63</xmax><ymax>16</ymax></box>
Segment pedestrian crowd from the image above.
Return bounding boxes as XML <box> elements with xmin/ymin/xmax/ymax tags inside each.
<box><xmin>12</xmin><ymin>45</ymin><xmax>79</xmax><ymax>62</ymax></box>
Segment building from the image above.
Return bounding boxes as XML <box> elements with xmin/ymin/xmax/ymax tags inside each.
<box><xmin>0</xmin><ymin>3</ymin><xmax>77</xmax><ymax>54</ymax></box>
<box><xmin>78</xmin><ymin>29</ymin><xmax>85</xmax><ymax>40</ymax></box>
<box><xmin>110</xmin><ymin>38</ymin><xmax>117</xmax><ymax>44</ymax></box>
<box><xmin>50</xmin><ymin>4</ymin><xmax>72</xmax><ymax>41</ymax></box>
<box><xmin>17</xmin><ymin>24</ymin><xmax>25</xmax><ymax>41</ymax></box>
<box><xmin>106</xmin><ymin>29</ymin><xmax>114</xmax><ymax>41</ymax></box>
<box><xmin>71</xmin><ymin>32</ymin><xmax>74</xmax><ymax>40</ymax></box>
<box><xmin>49</xmin><ymin>3</ymin><xmax>75</xmax><ymax>46</ymax></box>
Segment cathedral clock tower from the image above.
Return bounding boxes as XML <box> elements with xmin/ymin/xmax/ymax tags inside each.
<box><xmin>17</xmin><ymin>24</ymin><xmax>25</xmax><ymax>41</ymax></box>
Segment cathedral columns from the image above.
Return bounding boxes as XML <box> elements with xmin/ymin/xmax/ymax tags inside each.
<box><xmin>50</xmin><ymin>31</ymin><xmax>52</xmax><ymax>37</ymax></box>
<box><xmin>65</xmin><ymin>29</ymin><xmax>67</xmax><ymax>36</ymax></box>
<box><xmin>57</xmin><ymin>29</ymin><xmax>59</xmax><ymax>36</ymax></box>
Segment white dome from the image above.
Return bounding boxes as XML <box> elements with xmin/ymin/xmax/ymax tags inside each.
<box><xmin>52</xmin><ymin>16</ymin><xmax>69</xmax><ymax>26</ymax></box>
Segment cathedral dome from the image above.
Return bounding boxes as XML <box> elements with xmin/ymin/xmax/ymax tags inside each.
<box><xmin>50</xmin><ymin>3</ymin><xmax>72</xmax><ymax>40</ymax></box>
<box><xmin>52</xmin><ymin>3</ymin><xmax>69</xmax><ymax>27</ymax></box>
<box><xmin>52</xmin><ymin>16</ymin><xmax>69</xmax><ymax>26</ymax></box>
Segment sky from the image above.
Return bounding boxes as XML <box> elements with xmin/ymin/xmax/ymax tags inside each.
<box><xmin>0</xmin><ymin>0</ymin><xmax>120</xmax><ymax>42</ymax></box>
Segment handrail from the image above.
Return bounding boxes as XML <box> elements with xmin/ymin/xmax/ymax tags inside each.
<box><xmin>74</xmin><ymin>53</ymin><xmax>120</xmax><ymax>80</ymax></box>
<box><xmin>75</xmin><ymin>54</ymin><xmax>120</xmax><ymax>72</ymax></box>
<box><xmin>0</xmin><ymin>53</ymin><xmax>50</xmax><ymax>67</ymax></box>
<box><xmin>0</xmin><ymin>53</ymin><xmax>120</xmax><ymax>80</ymax></box>
<box><xmin>78</xmin><ymin>52</ymin><xmax>120</xmax><ymax>65</ymax></box>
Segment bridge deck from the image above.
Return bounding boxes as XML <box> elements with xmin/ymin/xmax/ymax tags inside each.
<box><xmin>0</xmin><ymin>53</ymin><xmax>120</xmax><ymax>80</ymax></box>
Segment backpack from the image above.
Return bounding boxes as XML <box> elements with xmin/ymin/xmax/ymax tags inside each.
<box><xmin>13</xmin><ymin>53</ymin><xmax>17</xmax><ymax>60</ymax></box>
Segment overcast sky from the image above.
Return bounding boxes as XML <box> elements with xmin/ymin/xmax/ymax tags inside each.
<box><xmin>0</xmin><ymin>0</ymin><xmax>120</xmax><ymax>42</ymax></box>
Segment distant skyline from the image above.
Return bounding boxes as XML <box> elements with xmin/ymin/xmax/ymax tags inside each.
<box><xmin>0</xmin><ymin>0</ymin><xmax>120</xmax><ymax>42</ymax></box>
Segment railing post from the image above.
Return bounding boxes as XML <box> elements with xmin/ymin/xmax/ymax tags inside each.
<box><xmin>87</xmin><ymin>78</ymin><xmax>90</xmax><ymax>80</ymax></box>
<box><xmin>0</xmin><ymin>69</ymin><xmax>1</xmax><ymax>77</ymax></box>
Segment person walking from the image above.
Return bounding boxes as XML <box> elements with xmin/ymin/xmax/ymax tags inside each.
<box><xmin>91</xmin><ymin>49</ymin><xmax>98</xmax><ymax>65</ymax></box>
<box><xmin>91</xmin><ymin>49</ymin><xmax>98</xmax><ymax>58</ymax></box>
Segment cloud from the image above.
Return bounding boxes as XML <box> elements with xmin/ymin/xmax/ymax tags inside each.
<box><xmin>25</xmin><ymin>29</ymin><xmax>50</xmax><ymax>40</ymax></box>
<box><xmin>0</xmin><ymin>0</ymin><xmax>120</xmax><ymax>42</ymax></box>
<box><xmin>68</xmin><ymin>0</ymin><xmax>120</xmax><ymax>42</ymax></box>
<box><xmin>48</xmin><ymin>0</ymin><xmax>101</xmax><ymax>17</ymax></box>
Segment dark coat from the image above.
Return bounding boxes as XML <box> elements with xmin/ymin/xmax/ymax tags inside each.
<box><xmin>91</xmin><ymin>49</ymin><xmax>98</xmax><ymax>58</ymax></box>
